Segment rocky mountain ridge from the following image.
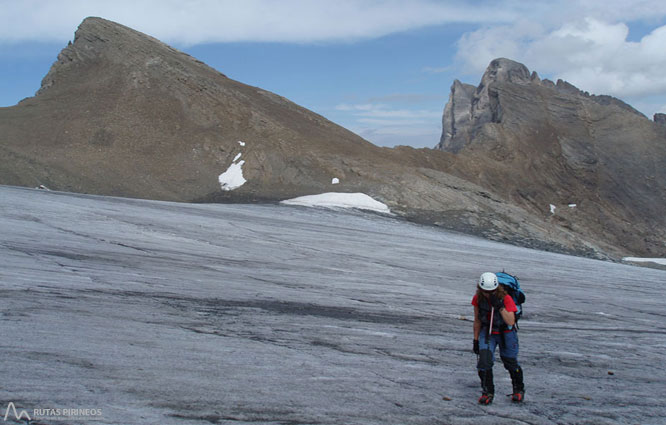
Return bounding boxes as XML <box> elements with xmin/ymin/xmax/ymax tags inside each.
<box><xmin>1</xmin><ymin>18</ymin><xmax>662</xmax><ymax>259</ymax></box>
<box><xmin>438</xmin><ymin>60</ymin><xmax>646</xmax><ymax>153</ymax></box>
<box><xmin>437</xmin><ymin>58</ymin><xmax>666</xmax><ymax>258</ymax></box>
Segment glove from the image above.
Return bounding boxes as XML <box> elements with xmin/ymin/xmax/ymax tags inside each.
<box><xmin>473</xmin><ymin>339</ymin><xmax>480</xmax><ymax>355</ymax></box>
<box><xmin>489</xmin><ymin>294</ymin><xmax>504</xmax><ymax>310</ymax></box>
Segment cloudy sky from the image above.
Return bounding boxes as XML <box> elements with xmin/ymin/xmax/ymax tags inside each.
<box><xmin>2</xmin><ymin>0</ymin><xmax>666</xmax><ymax>148</ymax></box>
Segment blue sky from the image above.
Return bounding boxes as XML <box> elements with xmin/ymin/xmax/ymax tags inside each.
<box><xmin>2</xmin><ymin>1</ymin><xmax>666</xmax><ymax>148</ymax></box>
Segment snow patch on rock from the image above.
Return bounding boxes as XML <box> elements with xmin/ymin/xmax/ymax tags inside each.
<box><xmin>281</xmin><ymin>192</ymin><xmax>391</xmax><ymax>214</ymax></box>
<box><xmin>623</xmin><ymin>257</ymin><xmax>666</xmax><ymax>265</ymax></box>
<box><xmin>219</xmin><ymin>160</ymin><xmax>246</xmax><ymax>191</ymax></box>
<box><xmin>219</xmin><ymin>142</ymin><xmax>248</xmax><ymax>191</ymax></box>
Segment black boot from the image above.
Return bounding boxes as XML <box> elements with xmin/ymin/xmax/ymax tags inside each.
<box><xmin>478</xmin><ymin>369</ymin><xmax>494</xmax><ymax>405</ymax></box>
<box><xmin>509</xmin><ymin>366</ymin><xmax>525</xmax><ymax>402</ymax></box>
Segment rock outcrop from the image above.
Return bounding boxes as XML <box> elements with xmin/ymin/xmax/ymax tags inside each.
<box><xmin>437</xmin><ymin>58</ymin><xmax>666</xmax><ymax>257</ymax></box>
<box><xmin>439</xmin><ymin>80</ymin><xmax>476</xmax><ymax>153</ymax></box>
<box><xmin>1</xmin><ymin>17</ymin><xmax>388</xmax><ymax>202</ymax></box>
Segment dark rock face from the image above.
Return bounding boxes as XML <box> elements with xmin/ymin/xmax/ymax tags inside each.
<box><xmin>438</xmin><ymin>59</ymin><xmax>533</xmax><ymax>153</ymax></box>
<box><xmin>437</xmin><ymin>58</ymin><xmax>666</xmax><ymax>257</ymax></box>
<box><xmin>655</xmin><ymin>113</ymin><xmax>666</xmax><ymax>126</ymax></box>
<box><xmin>439</xmin><ymin>80</ymin><xmax>476</xmax><ymax>153</ymax></box>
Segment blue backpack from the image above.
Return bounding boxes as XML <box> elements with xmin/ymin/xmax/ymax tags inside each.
<box><xmin>495</xmin><ymin>271</ymin><xmax>526</xmax><ymax>321</ymax></box>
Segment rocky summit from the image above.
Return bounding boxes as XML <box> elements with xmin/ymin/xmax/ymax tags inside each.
<box><xmin>0</xmin><ymin>18</ymin><xmax>663</xmax><ymax>259</ymax></box>
<box><xmin>437</xmin><ymin>58</ymin><xmax>666</xmax><ymax>258</ymax></box>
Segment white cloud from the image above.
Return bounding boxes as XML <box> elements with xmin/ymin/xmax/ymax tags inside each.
<box><xmin>422</xmin><ymin>66</ymin><xmax>452</xmax><ymax>74</ymax></box>
<box><xmin>357</xmin><ymin>118</ymin><xmax>430</xmax><ymax>126</ymax></box>
<box><xmin>335</xmin><ymin>103</ymin><xmax>439</xmax><ymax>118</ymax></box>
<box><xmin>455</xmin><ymin>16</ymin><xmax>666</xmax><ymax>100</ymax></box>
<box><xmin>358</xmin><ymin>125</ymin><xmax>438</xmax><ymax>136</ymax></box>
<box><xmin>9</xmin><ymin>0</ymin><xmax>666</xmax><ymax>47</ymax></box>
<box><xmin>572</xmin><ymin>0</ymin><xmax>666</xmax><ymax>23</ymax></box>
<box><xmin>455</xmin><ymin>22</ymin><xmax>539</xmax><ymax>73</ymax></box>
<box><xmin>335</xmin><ymin>103</ymin><xmax>382</xmax><ymax>112</ymax></box>
<box><xmin>0</xmin><ymin>0</ymin><xmax>519</xmax><ymax>45</ymax></box>
<box><xmin>628</xmin><ymin>97</ymin><xmax>666</xmax><ymax>118</ymax></box>
<box><xmin>362</xmin><ymin>109</ymin><xmax>441</xmax><ymax>119</ymax></box>
<box><xmin>367</xmin><ymin>93</ymin><xmax>444</xmax><ymax>103</ymax></box>
<box><xmin>355</xmin><ymin>125</ymin><xmax>441</xmax><ymax>148</ymax></box>
<box><xmin>334</xmin><ymin>102</ymin><xmax>441</xmax><ymax>147</ymax></box>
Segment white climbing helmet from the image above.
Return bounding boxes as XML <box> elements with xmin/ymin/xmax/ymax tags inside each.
<box><xmin>478</xmin><ymin>272</ymin><xmax>498</xmax><ymax>291</ymax></box>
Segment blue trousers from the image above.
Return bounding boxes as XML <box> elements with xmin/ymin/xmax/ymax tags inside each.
<box><xmin>477</xmin><ymin>328</ymin><xmax>520</xmax><ymax>371</ymax></box>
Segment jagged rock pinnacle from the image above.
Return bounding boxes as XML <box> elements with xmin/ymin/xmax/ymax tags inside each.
<box><xmin>480</xmin><ymin>58</ymin><xmax>531</xmax><ymax>85</ymax></box>
<box><xmin>435</xmin><ymin>57</ymin><xmax>666</xmax><ymax>258</ymax></box>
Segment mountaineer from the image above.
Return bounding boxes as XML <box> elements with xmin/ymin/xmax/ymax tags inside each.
<box><xmin>472</xmin><ymin>272</ymin><xmax>525</xmax><ymax>404</ymax></box>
